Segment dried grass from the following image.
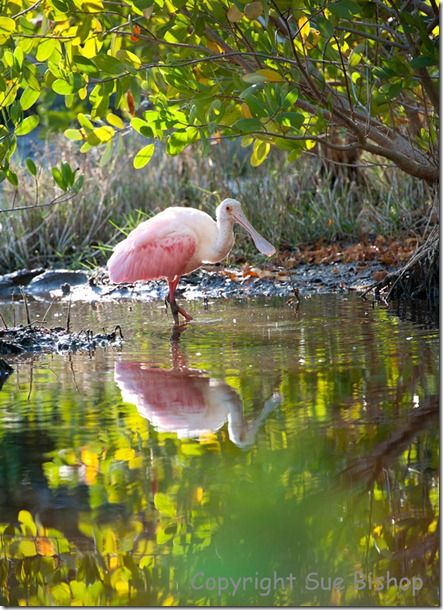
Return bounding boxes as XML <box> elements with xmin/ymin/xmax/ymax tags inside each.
<box><xmin>0</xmin><ymin>135</ymin><xmax>437</xmax><ymax>272</ymax></box>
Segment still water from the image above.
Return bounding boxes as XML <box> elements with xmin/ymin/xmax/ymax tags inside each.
<box><xmin>0</xmin><ymin>295</ymin><xmax>439</xmax><ymax>606</ymax></box>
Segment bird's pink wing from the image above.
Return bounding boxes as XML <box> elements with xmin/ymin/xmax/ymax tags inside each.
<box><xmin>108</xmin><ymin>220</ymin><xmax>196</xmax><ymax>283</ymax></box>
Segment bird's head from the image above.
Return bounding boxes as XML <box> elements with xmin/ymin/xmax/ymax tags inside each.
<box><xmin>216</xmin><ymin>198</ymin><xmax>276</xmax><ymax>257</ymax></box>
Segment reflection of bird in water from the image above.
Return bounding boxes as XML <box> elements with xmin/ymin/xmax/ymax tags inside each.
<box><xmin>114</xmin><ymin>337</ymin><xmax>280</xmax><ymax>449</ymax></box>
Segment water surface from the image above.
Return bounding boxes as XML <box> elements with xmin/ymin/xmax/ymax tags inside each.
<box><xmin>0</xmin><ymin>295</ymin><xmax>439</xmax><ymax>606</ymax></box>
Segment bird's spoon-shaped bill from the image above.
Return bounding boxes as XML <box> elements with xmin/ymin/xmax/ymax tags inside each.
<box><xmin>233</xmin><ymin>209</ymin><xmax>276</xmax><ymax>257</ymax></box>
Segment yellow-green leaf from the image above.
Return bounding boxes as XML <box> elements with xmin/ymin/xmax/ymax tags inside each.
<box><xmin>20</xmin><ymin>87</ymin><xmax>40</xmax><ymax>111</ymax></box>
<box><xmin>18</xmin><ymin>540</ymin><xmax>37</xmax><ymax>557</ymax></box>
<box><xmin>256</xmin><ymin>68</ymin><xmax>284</xmax><ymax>82</ymax></box>
<box><xmin>0</xmin><ymin>17</ymin><xmax>16</xmax><ymax>44</ymax></box>
<box><xmin>93</xmin><ymin>125</ymin><xmax>115</xmax><ymax>142</ymax></box>
<box><xmin>154</xmin><ymin>492</ymin><xmax>176</xmax><ymax>517</ymax></box>
<box><xmin>106</xmin><ymin>112</ymin><xmax>124</xmax><ymax>129</ymax></box>
<box><xmin>133</xmin><ymin>143</ymin><xmax>155</xmax><ymax>169</ymax></box>
<box><xmin>349</xmin><ymin>50</ymin><xmax>361</xmax><ymax>67</ymax></box>
<box><xmin>18</xmin><ymin>509</ymin><xmax>38</xmax><ymax>536</ymax></box>
<box><xmin>36</xmin><ymin>39</ymin><xmax>58</xmax><ymax>62</ymax></box>
<box><xmin>52</xmin><ymin>79</ymin><xmax>74</xmax><ymax>95</ymax></box>
<box><xmin>116</xmin><ymin>49</ymin><xmax>141</xmax><ymax>68</ymax></box>
<box><xmin>64</xmin><ymin>128</ymin><xmax>84</xmax><ymax>141</ymax></box>
<box><xmin>251</xmin><ymin>140</ymin><xmax>270</xmax><ymax>167</ymax></box>
<box><xmin>15</xmin><ymin>115</ymin><xmax>40</xmax><ymax>136</ymax></box>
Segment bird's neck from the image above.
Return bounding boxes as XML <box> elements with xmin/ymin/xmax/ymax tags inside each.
<box><xmin>207</xmin><ymin>218</ymin><xmax>235</xmax><ymax>263</ymax></box>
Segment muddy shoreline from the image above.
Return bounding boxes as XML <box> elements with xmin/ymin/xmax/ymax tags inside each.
<box><xmin>0</xmin><ymin>261</ymin><xmax>389</xmax><ymax>303</ymax></box>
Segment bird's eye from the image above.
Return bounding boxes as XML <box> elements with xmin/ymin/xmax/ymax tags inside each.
<box><xmin>226</xmin><ymin>206</ymin><xmax>231</xmax><ymax>211</ymax></box>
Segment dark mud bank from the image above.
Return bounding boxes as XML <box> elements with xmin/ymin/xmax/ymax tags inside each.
<box><xmin>0</xmin><ymin>261</ymin><xmax>390</xmax><ymax>304</ymax></box>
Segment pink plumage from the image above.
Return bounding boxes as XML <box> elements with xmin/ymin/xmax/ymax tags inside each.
<box><xmin>107</xmin><ymin>215</ymin><xmax>197</xmax><ymax>283</ymax></box>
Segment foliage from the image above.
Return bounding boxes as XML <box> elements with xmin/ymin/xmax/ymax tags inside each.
<box><xmin>0</xmin><ymin>297</ymin><xmax>439</xmax><ymax>605</ymax></box>
<box><xmin>0</xmin><ymin>0</ymin><xmax>439</xmax><ymax>198</ymax></box>
<box><xmin>0</xmin><ymin>136</ymin><xmax>437</xmax><ymax>272</ymax></box>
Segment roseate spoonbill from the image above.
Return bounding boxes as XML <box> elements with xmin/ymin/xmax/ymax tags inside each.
<box><xmin>115</xmin><ymin>345</ymin><xmax>280</xmax><ymax>448</ymax></box>
<box><xmin>107</xmin><ymin>198</ymin><xmax>275</xmax><ymax>324</ymax></box>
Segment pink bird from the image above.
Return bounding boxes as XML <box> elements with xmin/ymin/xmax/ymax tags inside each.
<box><xmin>107</xmin><ymin>198</ymin><xmax>276</xmax><ymax>324</ymax></box>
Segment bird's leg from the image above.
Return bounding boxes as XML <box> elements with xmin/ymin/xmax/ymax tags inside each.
<box><xmin>167</xmin><ymin>277</ymin><xmax>193</xmax><ymax>325</ymax></box>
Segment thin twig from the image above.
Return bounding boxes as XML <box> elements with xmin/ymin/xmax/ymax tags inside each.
<box><xmin>20</xmin><ymin>288</ymin><xmax>31</xmax><ymax>325</ymax></box>
<box><xmin>0</xmin><ymin>192</ymin><xmax>77</xmax><ymax>214</ymax></box>
<box><xmin>66</xmin><ymin>297</ymin><xmax>72</xmax><ymax>333</ymax></box>
<box><xmin>12</xmin><ymin>0</ymin><xmax>42</xmax><ymax>19</ymax></box>
<box><xmin>0</xmin><ymin>312</ymin><xmax>8</xmax><ymax>329</ymax></box>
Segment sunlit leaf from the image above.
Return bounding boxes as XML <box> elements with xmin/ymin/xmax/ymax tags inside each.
<box><xmin>64</xmin><ymin>128</ymin><xmax>84</xmax><ymax>141</ymax></box>
<box><xmin>106</xmin><ymin>112</ymin><xmax>124</xmax><ymax>129</ymax></box>
<box><xmin>52</xmin><ymin>79</ymin><xmax>74</xmax><ymax>95</ymax></box>
<box><xmin>18</xmin><ymin>540</ymin><xmax>37</xmax><ymax>557</ymax></box>
<box><xmin>298</xmin><ymin>15</ymin><xmax>310</xmax><ymax>39</ymax></box>
<box><xmin>15</xmin><ymin>114</ymin><xmax>40</xmax><ymax>136</ymax></box>
<box><xmin>133</xmin><ymin>143</ymin><xmax>155</xmax><ymax>168</ymax></box>
<box><xmin>36</xmin><ymin>39</ymin><xmax>59</xmax><ymax>62</ymax></box>
<box><xmin>0</xmin><ymin>17</ymin><xmax>16</xmax><ymax>44</ymax></box>
<box><xmin>20</xmin><ymin>87</ymin><xmax>40</xmax><ymax>111</ymax></box>
<box><xmin>154</xmin><ymin>492</ymin><xmax>176</xmax><ymax>517</ymax></box>
<box><xmin>250</xmin><ymin>140</ymin><xmax>270</xmax><ymax>166</ymax></box>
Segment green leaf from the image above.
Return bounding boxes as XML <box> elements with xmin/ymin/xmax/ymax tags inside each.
<box><xmin>133</xmin><ymin>143</ymin><xmax>155</xmax><ymax>169</ymax></box>
<box><xmin>349</xmin><ymin>51</ymin><xmax>361</xmax><ymax>67</ymax></box>
<box><xmin>64</xmin><ymin>128</ymin><xmax>84</xmax><ymax>141</ymax></box>
<box><xmin>72</xmin><ymin>54</ymin><xmax>99</xmax><ymax>75</ymax></box>
<box><xmin>52</xmin><ymin>166</ymin><xmax>65</xmax><ymax>190</ymax></box>
<box><xmin>329</xmin><ymin>0</ymin><xmax>360</xmax><ymax>19</ymax></box>
<box><xmin>61</xmin><ymin>162</ymin><xmax>74</xmax><ymax>187</ymax></box>
<box><xmin>131</xmin><ymin>117</ymin><xmax>153</xmax><ymax>138</ymax></box>
<box><xmin>100</xmin><ymin>141</ymin><xmax>113</xmax><ymax>166</ymax></box>
<box><xmin>52</xmin><ymin>79</ymin><xmax>74</xmax><ymax>95</ymax></box>
<box><xmin>234</xmin><ymin>118</ymin><xmax>263</xmax><ymax>132</ymax></box>
<box><xmin>154</xmin><ymin>492</ymin><xmax>176</xmax><ymax>517</ymax></box>
<box><xmin>116</xmin><ymin>49</ymin><xmax>141</xmax><ymax>68</ymax></box>
<box><xmin>26</xmin><ymin>158</ymin><xmax>37</xmax><ymax>176</ymax></box>
<box><xmin>15</xmin><ymin>115</ymin><xmax>40</xmax><ymax>136</ymax></box>
<box><xmin>278</xmin><ymin>111</ymin><xmax>304</xmax><ymax>129</ymax></box>
<box><xmin>20</xmin><ymin>87</ymin><xmax>40</xmax><ymax>111</ymax></box>
<box><xmin>52</xmin><ymin>0</ymin><xmax>69</xmax><ymax>10</ymax></box>
<box><xmin>93</xmin><ymin>54</ymin><xmax>125</xmax><ymax>75</ymax></box>
<box><xmin>410</xmin><ymin>55</ymin><xmax>437</xmax><ymax>69</ymax></box>
<box><xmin>243</xmin><ymin>72</ymin><xmax>268</xmax><ymax>84</ymax></box>
<box><xmin>0</xmin><ymin>17</ymin><xmax>16</xmax><ymax>44</ymax></box>
<box><xmin>36</xmin><ymin>38</ymin><xmax>58</xmax><ymax>62</ymax></box>
<box><xmin>284</xmin><ymin>89</ymin><xmax>299</xmax><ymax>107</ymax></box>
<box><xmin>6</xmin><ymin>169</ymin><xmax>18</xmax><ymax>187</ymax></box>
<box><xmin>73</xmin><ymin>175</ymin><xmax>84</xmax><ymax>192</ymax></box>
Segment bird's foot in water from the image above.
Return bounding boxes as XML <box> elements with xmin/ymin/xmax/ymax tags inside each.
<box><xmin>165</xmin><ymin>295</ymin><xmax>193</xmax><ymax>325</ymax></box>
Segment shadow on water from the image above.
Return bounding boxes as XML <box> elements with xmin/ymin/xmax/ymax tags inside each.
<box><xmin>0</xmin><ymin>294</ymin><xmax>439</xmax><ymax>606</ymax></box>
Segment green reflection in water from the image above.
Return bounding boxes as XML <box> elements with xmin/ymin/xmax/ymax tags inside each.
<box><xmin>0</xmin><ymin>295</ymin><xmax>439</xmax><ymax>606</ymax></box>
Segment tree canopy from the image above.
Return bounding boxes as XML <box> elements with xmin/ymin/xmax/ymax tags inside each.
<box><xmin>0</xmin><ymin>0</ymin><xmax>439</xmax><ymax>192</ymax></box>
